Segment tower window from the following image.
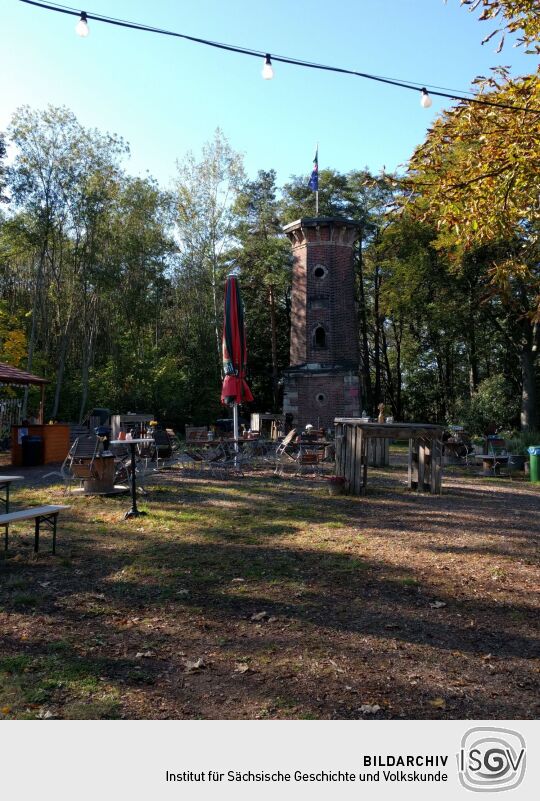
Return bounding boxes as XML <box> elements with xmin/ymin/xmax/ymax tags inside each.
<box><xmin>316</xmin><ymin>393</ymin><xmax>327</xmax><ymax>405</ymax></box>
<box><xmin>314</xmin><ymin>325</ymin><xmax>327</xmax><ymax>348</ymax></box>
<box><xmin>313</xmin><ymin>264</ymin><xmax>327</xmax><ymax>279</ymax></box>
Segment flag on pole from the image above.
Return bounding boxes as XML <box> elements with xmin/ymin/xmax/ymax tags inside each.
<box><xmin>308</xmin><ymin>147</ymin><xmax>318</xmax><ymax>191</ymax></box>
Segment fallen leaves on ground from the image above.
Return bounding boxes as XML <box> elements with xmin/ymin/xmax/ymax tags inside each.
<box><xmin>359</xmin><ymin>704</ymin><xmax>381</xmax><ymax>714</ymax></box>
<box><xmin>184</xmin><ymin>658</ymin><xmax>207</xmax><ymax>674</ymax></box>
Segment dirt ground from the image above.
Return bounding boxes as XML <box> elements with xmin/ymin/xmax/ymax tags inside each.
<box><xmin>0</xmin><ymin>455</ymin><xmax>538</xmax><ymax>720</ymax></box>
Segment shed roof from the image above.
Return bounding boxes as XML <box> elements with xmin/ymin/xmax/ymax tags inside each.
<box><xmin>0</xmin><ymin>362</ymin><xmax>48</xmax><ymax>386</ymax></box>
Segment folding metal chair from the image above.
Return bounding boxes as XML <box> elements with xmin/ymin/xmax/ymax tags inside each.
<box><xmin>152</xmin><ymin>429</ymin><xmax>174</xmax><ymax>469</ymax></box>
<box><xmin>273</xmin><ymin>429</ymin><xmax>299</xmax><ymax>474</ymax></box>
<box><xmin>55</xmin><ymin>436</ymin><xmax>99</xmax><ymax>493</ymax></box>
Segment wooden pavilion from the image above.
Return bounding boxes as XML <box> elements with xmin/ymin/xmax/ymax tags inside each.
<box><xmin>0</xmin><ymin>362</ymin><xmax>48</xmax><ymax>423</ymax></box>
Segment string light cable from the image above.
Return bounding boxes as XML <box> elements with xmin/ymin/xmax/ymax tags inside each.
<box><xmin>19</xmin><ymin>0</ymin><xmax>540</xmax><ymax>115</ymax></box>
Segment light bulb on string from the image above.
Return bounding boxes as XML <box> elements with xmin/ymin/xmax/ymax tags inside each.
<box><xmin>262</xmin><ymin>54</ymin><xmax>274</xmax><ymax>80</ymax></box>
<box><xmin>420</xmin><ymin>88</ymin><xmax>432</xmax><ymax>108</ymax></box>
<box><xmin>75</xmin><ymin>12</ymin><xmax>89</xmax><ymax>38</ymax></box>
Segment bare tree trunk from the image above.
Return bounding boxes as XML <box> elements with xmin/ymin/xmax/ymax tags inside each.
<box><xmin>211</xmin><ymin>256</ymin><xmax>222</xmax><ymax>378</ymax></box>
<box><xmin>269</xmin><ymin>284</ymin><xmax>279</xmax><ymax>410</ymax></box>
<box><xmin>356</xmin><ymin>239</ymin><xmax>372</xmax><ymax>411</ymax></box>
<box><xmin>79</xmin><ymin>303</ymin><xmax>97</xmax><ymax>423</ymax></box>
<box><xmin>51</xmin><ymin>322</ymin><xmax>71</xmax><ymax>418</ymax></box>
<box><xmin>373</xmin><ymin>261</ymin><xmax>382</xmax><ymax>410</ymax></box>
<box><xmin>392</xmin><ymin>319</ymin><xmax>403</xmax><ymax>420</ymax></box>
<box><xmin>445</xmin><ymin>343</ymin><xmax>453</xmax><ymax>419</ymax></box>
<box><xmin>467</xmin><ymin>289</ymin><xmax>479</xmax><ymax>396</ymax></box>
<box><xmin>432</xmin><ymin>334</ymin><xmax>446</xmax><ymax>421</ymax></box>
<box><xmin>381</xmin><ymin>324</ymin><xmax>396</xmax><ymax>416</ymax></box>
<box><xmin>23</xmin><ymin>238</ymin><xmax>48</xmax><ymax>417</ymax></box>
<box><xmin>520</xmin><ymin>342</ymin><xmax>538</xmax><ymax>431</ymax></box>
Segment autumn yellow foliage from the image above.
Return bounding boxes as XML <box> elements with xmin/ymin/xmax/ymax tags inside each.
<box><xmin>406</xmin><ymin>70</ymin><xmax>540</xmax><ymax>247</ymax></box>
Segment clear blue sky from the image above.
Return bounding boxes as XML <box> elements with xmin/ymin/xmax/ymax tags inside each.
<box><xmin>1</xmin><ymin>0</ymin><xmax>535</xmax><ymax>187</ymax></box>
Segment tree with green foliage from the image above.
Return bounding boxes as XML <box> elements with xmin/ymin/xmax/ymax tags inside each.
<box><xmin>404</xmin><ymin>68</ymin><xmax>539</xmax><ymax>429</ymax></box>
<box><xmin>7</xmin><ymin>105</ymin><xmax>129</xmax><ymax>416</ymax></box>
<box><xmin>0</xmin><ymin>90</ymin><xmax>535</xmax><ymax>434</ymax></box>
<box><xmin>231</xmin><ymin>170</ymin><xmax>291</xmax><ymax>410</ymax></box>
<box><xmin>173</xmin><ymin>129</ymin><xmax>245</xmax><ymax>377</ymax></box>
<box><xmin>372</xmin><ymin>214</ymin><xmax>521</xmax><ymax>425</ymax></box>
<box><xmin>458</xmin><ymin>374</ymin><xmax>521</xmax><ymax>433</ymax></box>
<box><xmin>0</xmin><ymin>134</ymin><xmax>7</xmax><ymax>204</ymax></box>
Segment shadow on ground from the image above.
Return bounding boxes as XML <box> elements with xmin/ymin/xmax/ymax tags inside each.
<box><xmin>0</xmin><ymin>461</ymin><xmax>538</xmax><ymax>719</ymax></box>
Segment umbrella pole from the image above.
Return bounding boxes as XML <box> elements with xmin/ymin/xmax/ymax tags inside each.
<box><xmin>233</xmin><ymin>402</ymin><xmax>239</xmax><ymax>467</ymax></box>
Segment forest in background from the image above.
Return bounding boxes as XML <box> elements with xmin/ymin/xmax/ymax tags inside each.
<box><xmin>0</xmin><ymin>2</ymin><xmax>538</xmax><ymax>436</ymax></box>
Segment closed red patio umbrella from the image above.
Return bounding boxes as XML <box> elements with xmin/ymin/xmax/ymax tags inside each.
<box><xmin>221</xmin><ymin>275</ymin><xmax>253</xmax><ymax>443</ymax></box>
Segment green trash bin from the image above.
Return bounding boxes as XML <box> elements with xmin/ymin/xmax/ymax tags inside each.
<box><xmin>528</xmin><ymin>446</ymin><xmax>540</xmax><ymax>483</ymax></box>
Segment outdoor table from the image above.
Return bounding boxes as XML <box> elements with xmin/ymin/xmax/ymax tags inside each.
<box><xmin>477</xmin><ymin>454</ymin><xmax>509</xmax><ymax>476</ymax></box>
<box><xmin>187</xmin><ymin>437</ymin><xmax>272</xmax><ymax>452</ymax></box>
<box><xmin>334</xmin><ymin>420</ymin><xmax>444</xmax><ymax>495</ymax></box>
<box><xmin>192</xmin><ymin>437</ymin><xmax>268</xmax><ymax>444</ymax></box>
<box><xmin>110</xmin><ymin>439</ymin><xmax>153</xmax><ymax>518</ymax></box>
<box><xmin>183</xmin><ymin>437</ymin><xmax>274</xmax><ymax>471</ymax></box>
<box><xmin>294</xmin><ymin>437</ymin><xmax>333</xmax><ymax>471</ymax></box>
<box><xmin>220</xmin><ymin>437</ymin><xmax>272</xmax><ymax>453</ymax></box>
<box><xmin>0</xmin><ymin>476</ymin><xmax>24</xmax><ymax>512</ymax></box>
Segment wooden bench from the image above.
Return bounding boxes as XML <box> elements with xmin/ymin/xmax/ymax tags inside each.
<box><xmin>0</xmin><ymin>505</ymin><xmax>70</xmax><ymax>553</ymax></box>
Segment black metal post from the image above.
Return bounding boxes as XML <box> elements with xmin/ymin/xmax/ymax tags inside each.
<box><xmin>0</xmin><ymin>481</ymin><xmax>9</xmax><ymax>511</ymax></box>
<box><xmin>2</xmin><ymin>481</ymin><xmax>8</xmax><ymax>551</ymax></box>
<box><xmin>34</xmin><ymin>517</ymin><xmax>40</xmax><ymax>553</ymax></box>
<box><xmin>52</xmin><ymin>514</ymin><xmax>57</xmax><ymax>554</ymax></box>
<box><xmin>124</xmin><ymin>442</ymin><xmax>146</xmax><ymax>519</ymax></box>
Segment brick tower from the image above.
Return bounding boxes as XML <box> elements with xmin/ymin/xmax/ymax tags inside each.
<box><xmin>282</xmin><ymin>217</ymin><xmax>361</xmax><ymax>429</ymax></box>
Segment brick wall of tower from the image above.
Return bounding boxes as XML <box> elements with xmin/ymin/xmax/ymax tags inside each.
<box><xmin>290</xmin><ymin>250</ymin><xmax>307</xmax><ymax>366</ymax></box>
<box><xmin>287</xmin><ymin>222</ymin><xmax>359</xmax><ymax>368</ymax></box>
<box><xmin>283</xmin><ymin>370</ymin><xmax>360</xmax><ymax>429</ymax></box>
<box><xmin>283</xmin><ymin>218</ymin><xmax>361</xmax><ymax>429</ymax></box>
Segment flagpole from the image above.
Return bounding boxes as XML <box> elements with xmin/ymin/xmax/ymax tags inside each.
<box><xmin>315</xmin><ymin>141</ymin><xmax>319</xmax><ymax>216</ymax></box>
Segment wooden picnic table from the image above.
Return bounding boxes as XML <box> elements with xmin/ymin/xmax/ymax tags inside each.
<box><xmin>334</xmin><ymin>419</ymin><xmax>444</xmax><ymax>495</ymax></box>
<box><xmin>0</xmin><ymin>475</ymin><xmax>24</xmax><ymax>512</ymax></box>
<box><xmin>1</xmin><ymin>504</ymin><xmax>69</xmax><ymax>553</ymax></box>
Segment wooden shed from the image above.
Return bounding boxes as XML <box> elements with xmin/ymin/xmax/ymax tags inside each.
<box><xmin>0</xmin><ymin>363</ymin><xmax>70</xmax><ymax>467</ymax></box>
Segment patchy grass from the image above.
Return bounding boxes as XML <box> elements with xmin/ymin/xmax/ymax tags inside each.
<box><xmin>0</xmin><ymin>464</ymin><xmax>538</xmax><ymax>720</ymax></box>
<box><xmin>0</xmin><ymin>649</ymin><xmax>122</xmax><ymax>719</ymax></box>
<box><xmin>397</xmin><ymin>577</ymin><xmax>419</xmax><ymax>587</ymax></box>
